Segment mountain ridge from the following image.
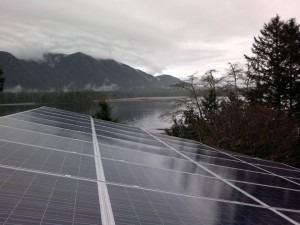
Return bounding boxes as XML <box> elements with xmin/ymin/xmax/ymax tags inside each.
<box><xmin>0</xmin><ymin>51</ymin><xmax>181</xmax><ymax>91</ymax></box>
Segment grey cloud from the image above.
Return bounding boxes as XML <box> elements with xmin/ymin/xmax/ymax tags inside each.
<box><xmin>0</xmin><ymin>0</ymin><xmax>299</xmax><ymax>77</ymax></box>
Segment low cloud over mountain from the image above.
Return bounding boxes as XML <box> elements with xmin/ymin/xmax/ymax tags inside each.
<box><xmin>0</xmin><ymin>51</ymin><xmax>180</xmax><ymax>92</ymax></box>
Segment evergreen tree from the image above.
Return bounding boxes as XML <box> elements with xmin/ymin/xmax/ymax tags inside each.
<box><xmin>0</xmin><ymin>66</ymin><xmax>5</xmax><ymax>92</ymax></box>
<box><xmin>245</xmin><ymin>15</ymin><xmax>300</xmax><ymax>113</ymax></box>
<box><xmin>92</xmin><ymin>98</ymin><xmax>116</xmax><ymax>121</ymax></box>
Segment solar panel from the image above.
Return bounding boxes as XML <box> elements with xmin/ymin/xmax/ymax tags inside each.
<box><xmin>0</xmin><ymin>167</ymin><xmax>101</xmax><ymax>225</ymax></box>
<box><xmin>0</xmin><ymin>117</ymin><xmax>92</xmax><ymax>142</ymax></box>
<box><xmin>0</xmin><ymin>106</ymin><xmax>299</xmax><ymax>225</ymax></box>
<box><xmin>10</xmin><ymin>113</ymin><xmax>92</xmax><ymax>134</ymax></box>
<box><xmin>107</xmin><ymin>184</ymin><xmax>293</xmax><ymax>225</ymax></box>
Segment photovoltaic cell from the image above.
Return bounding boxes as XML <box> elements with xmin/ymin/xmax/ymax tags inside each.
<box><xmin>256</xmin><ymin>165</ymin><xmax>300</xmax><ymax>179</ymax></box>
<box><xmin>290</xmin><ymin>178</ymin><xmax>300</xmax><ymax>184</ymax></box>
<box><xmin>23</xmin><ymin>110</ymin><xmax>92</xmax><ymax>128</ymax></box>
<box><xmin>107</xmin><ymin>184</ymin><xmax>293</xmax><ymax>225</ymax></box>
<box><xmin>96</xmin><ymin>129</ymin><xmax>166</xmax><ymax>148</ymax></box>
<box><xmin>166</xmin><ymin>141</ymin><xmax>223</xmax><ymax>154</ymax></box>
<box><xmin>179</xmin><ymin>147</ymin><xmax>236</xmax><ymax>160</ymax></box>
<box><xmin>102</xmin><ymin>158</ymin><xmax>257</xmax><ymax>204</ymax></box>
<box><xmin>42</xmin><ymin>106</ymin><xmax>91</xmax><ymax>119</ymax></box>
<box><xmin>0</xmin><ymin>128</ymin><xmax>94</xmax><ymax>155</ymax></box>
<box><xmin>97</xmin><ymin>135</ymin><xmax>179</xmax><ymax>158</ymax></box>
<box><xmin>30</xmin><ymin>110</ymin><xmax>90</xmax><ymax>125</ymax></box>
<box><xmin>0</xmin><ymin>106</ymin><xmax>299</xmax><ymax>225</ymax></box>
<box><xmin>153</xmin><ymin>135</ymin><xmax>204</xmax><ymax>149</ymax></box>
<box><xmin>95</xmin><ymin>124</ymin><xmax>155</xmax><ymax>141</ymax></box>
<box><xmin>235</xmin><ymin>155</ymin><xmax>298</xmax><ymax>170</ymax></box>
<box><xmin>0</xmin><ymin>118</ymin><xmax>92</xmax><ymax>142</ymax></box>
<box><xmin>202</xmin><ymin>163</ymin><xmax>300</xmax><ymax>190</ymax></box>
<box><xmin>153</xmin><ymin>133</ymin><xmax>200</xmax><ymax>145</ymax></box>
<box><xmin>181</xmin><ymin>151</ymin><xmax>264</xmax><ymax>173</ymax></box>
<box><xmin>0</xmin><ymin>167</ymin><xmax>102</xmax><ymax>225</ymax></box>
<box><xmin>9</xmin><ymin>113</ymin><xmax>92</xmax><ymax>134</ymax></box>
<box><xmin>36</xmin><ymin>107</ymin><xmax>91</xmax><ymax>120</ymax></box>
<box><xmin>234</xmin><ymin>182</ymin><xmax>300</xmax><ymax>210</ymax></box>
<box><xmin>0</xmin><ymin>140</ymin><xmax>97</xmax><ymax>180</ymax></box>
<box><xmin>94</xmin><ymin>119</ymin><xmax>142</xmax><ymax>133</ymax></box>
<box><xmin>280</xmin><ymin>211</ymin><xmax>300</xmax><ymax>224</ymax></box>
<box><xmin>99</xmin><ymin>143</ymin><xmax>213</xmax><ymax>176</ymax></box>
<box><xmin>31</xmin><ymin>109</ymin><xmax>92</xmax><ymax>126</ymax></box>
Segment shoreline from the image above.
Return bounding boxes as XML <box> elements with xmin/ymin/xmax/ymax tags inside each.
<box><xmin>109</xmin><ymin>96</ymin><xmax>183</xmax><ymax>102</ymax></box>
<box><xmin>0</xmin><ymin>102</ymin><xmax>37</xmax><ymax>106</ymax></box>
<box><xmin>0</xmin><ymin>96</ymin><xmax>183</xmax><ymax>105</ymax></box>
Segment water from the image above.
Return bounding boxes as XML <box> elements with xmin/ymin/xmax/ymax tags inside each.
<box><xmin>0</xmin><ymin>97</ymin><xmax>179</xmax><ymax>133</ymax></box>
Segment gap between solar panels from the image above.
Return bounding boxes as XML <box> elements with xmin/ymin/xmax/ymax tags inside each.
<box><xmin>143</xmin><ymin>130</ymin><xmax>300</xmax><ymax>225</ymax></box>
<box><xmin>91</xmin><ymin>116</ymin><xmax>116</xmax><ymax>225</ymax></box>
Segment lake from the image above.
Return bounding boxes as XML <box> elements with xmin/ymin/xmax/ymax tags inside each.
<box><xmin>0</xmin><ymin>97</ymin><xmax>180</xmax><ymax>133</ymax></box>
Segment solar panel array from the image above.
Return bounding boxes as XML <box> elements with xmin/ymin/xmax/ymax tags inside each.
<box><xmin>0</xmin><ymin>106</ymin><xmax>299</xmax><ymax>225</ymax></box>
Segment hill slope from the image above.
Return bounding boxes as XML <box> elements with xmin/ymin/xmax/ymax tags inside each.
<box><xmin>0</xmin><ymin>51</ymin><xmax>180</xmax><ymax>91</ymax></box>
<box><xmin>156</xmin><ymin>74</ymin><xmax>181</xmax><ymax>87</ymax></box>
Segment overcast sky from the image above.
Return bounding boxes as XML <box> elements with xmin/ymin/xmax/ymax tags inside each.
<box><xmin>0</xmin><ymin>0</ymin><xmax>299</xmax><ymax>78</ymax></box>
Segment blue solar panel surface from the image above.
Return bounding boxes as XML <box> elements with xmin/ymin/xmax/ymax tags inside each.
<box><xmin>0</xmin><ymin>106</ymin><xmax>299</xmax><ymax>225</ymax></box>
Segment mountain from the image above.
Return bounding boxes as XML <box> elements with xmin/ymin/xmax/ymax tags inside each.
<box><xmin>156</xmin><ymin>74</ymin><xmax>181</xmax><ymax>87</ymax></box>
<box><xmin>0</xmin><ymin>51</ymin><xmax>180</xmax><ymax>91</ymax></box>
<box><xmin>0</xmin><ymin>51</ymin><xmax>55</xmax><ymax>91</ymax></box>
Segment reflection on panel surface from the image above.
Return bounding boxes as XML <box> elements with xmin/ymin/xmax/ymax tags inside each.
<box><xmin>102</xmin><ymin>158</ymin><xmax>256</xmax><ymax>204</ymax></box>
<box><xmin>280</xmin><ymin>211</ymin><xmax>300</xmax><ymax>224</ymax></box>
<box><xmin>95</xmin><ymin>123</ymin><xmax>155</xmax><ymax>141</ymax></box>
<box><xmin>182</xmin><ymin>148</ymin><xmax>235</xmax><ymax>160</ymax></box>
<box><xmin>203</xmin><ymin>163</ymin><xmax>300</xmax><ymax>190</ymax></box>
<box><xmin>235</xmin><ymin>155</ymin><xmax>297</xmax><ymax>170</ymax></box>
<box><xmin>154</xmin><ymin>135</ymin><xmax>203</xmax><ymax>148</ymax></box>
<box><xmin>99</xmin><ymin>143</ymin><xmax>212</xmax><ymax>177</ymax></box>
<box><xmin>11</xmin><ymin>112</ymin><xmax>92</xmax><ymax>133</ymax></box>
<box><xmin>33</xmin><ymin>108</ymin><xmax>91</xmax><ymax>124</ymax></box>
<box><xmin>234</xmin><ymin>182</ymin><xmax>300</xmax><ymax>210</ymax></box>
<box><xmin>0</xmin><ymin>167</ymin><xmax>101</xmax><ymax>225</ymax></box>
<box><xmin>37</xmin><ymin>107</ymin><xmax>90</xmax><ymax>119</ymax></box>
<box><xmin>153</xmin><ymin>132</ymin><xmax>199</xmax><ymax>144</ymax></box>
<box><xmin>0</xmin><ymin>117</ymin><xmax>92</xmax><ymax>142</ymax></box>
<box><xmin>290</xmin><ymin>178</ymin><xmax>300</xmax><ymax>184</ymax></box>
<box><xmin>0</xmin><ymin>127</ymin><xmax>94</xmax><ymax>155</ymax></box>
<box><xmin>181</xmin><ymin>151</ymin><xmax>263</xmax><ymax>173</ymax></box>
<box><xmin>98</xmin><ymin>135</ymin><xmax>179</xmax><ymax>158</ymax></box>
<box><xmin>94</xmin><ymin>118</ymin><xmax>141</xmax><ymax>133</ymax></box>
<box><xmin>26</xmin><ymin>110</ymin><xmax>92</xmax><ymax>127</ymax></box>
<box><xmin>96</xmin><ymin>129</ymin><xmax>165</xmax><ymax>148</ymax></box>
<box><xmin>257</xmin><ymin>165</ymin><xmax>300</xmax><ymax>179</ymax></box>
<box><xmin>0</xmin><ymin>140</ymin><xmax>97</xmax><ymax>180</ymax></box>
<box><xmin>107</xmin><ymin>184</ymin><xmax>292</xmax><ymax>225</ymax></box>
<box><xmin>42</xmin><ymin>106</ymin><xmax>90</xmax><ymax>118</ymax></box>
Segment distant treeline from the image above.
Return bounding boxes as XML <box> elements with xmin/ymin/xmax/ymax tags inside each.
<box><xmin>0</xmin><ymin>88</ymin><xmax>192</xmax><ymax>104</ymax></box>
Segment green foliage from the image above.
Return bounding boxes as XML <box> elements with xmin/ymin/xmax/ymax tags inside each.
<box><xmin>0</xmin><ymin>65</ymin><xmax>5</xmax><ymax>92</ymax></box>
<box><xmin>202</xmin><ymin>89</ymin><xmax>218</xmax><ymax>115</ymax></box>
<box><xmin>92</xmin><ymin>98</ymin><xmax>117</xmax><ymax>122</ymax></box>
<box><xmin>245</xmin><ymin>15</ymin><xmax>300</xmax><ymax>113</ymax></box>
